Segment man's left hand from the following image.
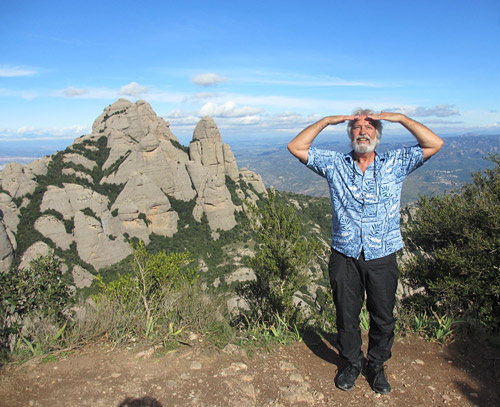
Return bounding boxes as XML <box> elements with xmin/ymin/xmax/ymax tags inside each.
<box><xmin>366</xmin><ymin>112</ymin><xmax>405</xmax><ymax>123</ymax></box>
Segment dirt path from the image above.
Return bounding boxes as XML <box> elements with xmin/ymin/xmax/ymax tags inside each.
<box><xmin>1</xmin><ymin>333</ymin><xmax>499</xmax><ymax>407</ymax></box>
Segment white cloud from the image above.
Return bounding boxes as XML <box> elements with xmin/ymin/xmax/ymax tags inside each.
<box><xmin>0</xmin><ymin>124</ymin><xmax>91</xmax><ymax>141</ymax></box>
<box><xmin>183</xmin><ymin>92</ymin><xmax>219</xmax><ymax>103</ymax></box>
<box><xmin>192</xmin><ymin>73</ymin><xmax>227</xmax><ymax>87</ymax></box>
<box><xmin>62</xmin><ymin>87</ymin><xmax>88</xmax><ymax>97</ymax></box>
<box><xmin>199</xmin><ymin>101</ymin><xmax>264</xmax><ymax>118</ymax></box>
<box><xmin>236</xmin><ymin>76</ymin><xmax>379</xmax><ymax>88</ymax></box>
<box><xmin>422</xmin><ymin>119</ymin><xmax>464</xmax><ymax>125</ymax></box>
<box><xmin>386</xmin><ymin>104</ymin><xmax>460</xmax><ymax>117</ymax></box>
<box><xmin>0</xmin><ymin>66</ymin><xmax>37</xmax><ymax>77</ymax></box>
<box><xmin>119</xmin><ymin>82</ymin><xmax>149</xmax><ymax>98</ymax></box>
<box><xmin>164</xmin><ymin>105</ymin><xmax>324</xmax><ymax>137</ymax></box>
<box><xmin>167</xmin><ymin>109</ymin><xmax>193</xmax><ymax>119</ymax></box>
<box><xmin>0</xmin><ymin>88</ymin><xmax>39</xmax><ymax>100</ymax></box>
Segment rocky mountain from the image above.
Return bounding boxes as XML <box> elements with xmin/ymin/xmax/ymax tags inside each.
<box><xmin>0</xmin><ymin>99</ymin><xmax>267</xmax><ymax>284</ymax></box>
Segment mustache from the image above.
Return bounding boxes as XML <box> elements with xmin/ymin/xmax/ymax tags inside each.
<box><xmin>354</xmin><ymin>135</ymin><xmax>373</xmax><ymax>142</ymax></box>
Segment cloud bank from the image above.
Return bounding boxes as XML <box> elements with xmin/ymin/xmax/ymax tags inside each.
<box><xmin>192</xmin><ymin>73</ymin><xmax>227</xmax><ymax>87</ymax></box>
<box><xmin>387</xmin><ymin>104</ymin><xmax>460</xmax><ymax>117</ymax></box>
<box><xmin>119</xmin><ymin>82</ymin><xmax>149</xmax><ymax>98</ymax></box>
<box><xmin>0</xmin><ymin>66</ymin><xmax>37</xmax><ymax>77</ymax></box>
<box><xmin>62</xmin><ymin>88</ymin><xmax>88</xmax><ymax>97</ymax></box>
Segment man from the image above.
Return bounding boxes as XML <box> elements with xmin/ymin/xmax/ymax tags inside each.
<box><xmin>287</xmin><ymin>109</ymin><xmax>443</xmax><ymax>394</ymax></box>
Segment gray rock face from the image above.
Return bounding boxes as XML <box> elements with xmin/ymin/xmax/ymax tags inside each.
<box><xmin>190</xmin><ymin>117</ymin><xmax>225</xmax><ymax>177</ymax></box>
<box><xmin>24</xmin><ymin>156</ymin><xmax>50</xmax><ymax>177</ymax></box>
<box><xmin>223</xmin><ymin>144</ymin><xmax>239</xmax><ymax>181</ymax></box>
<box><xmin>0</xmin><ymin>193</ymin><xmax>20</xmax><ymax>233</ymax></box>
<box><xmin>63</xmin><ymin>153</ymin><xmax>96</xmax><ymax>170</ymax></box>
<box><xmin>188</xmin><ymin>117</ymin><xmax>239</xmax><ymax>231</ymax></box>
<box><xmin>240</xmin><ymin>168</ymin><xmax>267</xmax><ymax>196</ymax></box>
<box><xmin>0</xmin><ymin>99</ymin><xmax>267</xmax><ymax>274</ymax></box>
<box><xmin>62</xmin><ymin>168</ymin><xmax>94</xmax><ymax>183</ymax></box>
<box><xmin>1</xmin><ymin>162</ymin><xmax>38</xmax><ymax>199</ymax></box>
<box><xmin>34</xmin><ymin>215</ymin><xmax>73</xmax><ymax>251</ymax></box>
<box><xmin>72</xmin><ymin>265</ymin><xmax>94</xmax><ymax>289</ymax></box>
<box><xmin>225</xmin><ymin>267</ymin><xmax>256</xmax><ymax>285</ymax></box>
<box><xmin>19</xmin><ymin>241</ymin><xmax>51</xmax><ymax>270</ymax></box>
<box><xmin>193</xmin><ymin>174</ymin><xmax>237</xmax><ymax>231</ymax></box>
<box><xmin>98</xmin><ymin>100</ymin><xmax>196</xmax><ymax>202</ymax></box>
<box><xmin>0</xmin><ymin>220</ymin><xmax>14</xmax><ymax>273</ymax></box>
<box><xmin>41</xmin><ymin>184</ymin><xmax>109</xmax><ymax>220</ymax></box>
<box><xmin>73</xmin><ymin>211</ymin><xmax>132</xmax><ymax>270</ymax></box>
<box><xmin>111</xmin><ymin>172</ymin><xmax>179</xmax><ymax>241</ymax></box>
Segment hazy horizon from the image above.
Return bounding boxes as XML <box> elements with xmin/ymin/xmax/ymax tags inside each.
<box><xmin>2</xmin><ymin>1</ymin><xmax>499</xmax><ymax>149</ymax></box>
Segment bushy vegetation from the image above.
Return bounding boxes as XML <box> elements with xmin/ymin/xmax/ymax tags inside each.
<box><xmin>0</xmin><ymin>243</ymin><xmax>234</xmax><ymax>362</ymax></box>
<box><xmin>401</xmin><ymin>154</ymin><xmax>500</xmax><ymax>334</ymax></box>
<box><xmin>6</xmin><ymin>151</ymin><xmax>500</xmax><ymax>363</ymax></box>
<box><xmin>94</xmin><ymin>240</ymin><xmax>197</xmax><ymax>333</ymax></box>
<box><xmin>0</xmin><ymin>253</ymin><xmax>71</xmax><ymax>357</ymax></box>
<box><xmin>236</xmin><ymin>189</ymin><xmax>323</xmax><ymax>326</ymax></box>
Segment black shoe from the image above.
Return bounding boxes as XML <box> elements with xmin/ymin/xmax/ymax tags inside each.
<box><xmin>366</xmin><ymin>363</ymin><xmax>391</xmax><ymax>394</ymax></box>
<box><xmin>335</xmin><ymin>363</ymin><xmax>361</xmax><ymax>391</ymax></box>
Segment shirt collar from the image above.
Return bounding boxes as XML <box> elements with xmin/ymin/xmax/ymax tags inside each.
<box><xmin>344</xmin><ymin>150</ymin><xmax>385</xmax><ymax>164</ymax></box>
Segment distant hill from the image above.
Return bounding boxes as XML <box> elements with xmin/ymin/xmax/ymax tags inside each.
<box><xmin>232</xmin><ymin>134</ymin><xmax>500</xmax><ymax>206</ymax></box>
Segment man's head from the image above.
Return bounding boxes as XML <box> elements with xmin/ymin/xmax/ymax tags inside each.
<box><xmin>347</xmin><ymin>108</ymin><xmax>383</xmax><ymax>154</ymax></box>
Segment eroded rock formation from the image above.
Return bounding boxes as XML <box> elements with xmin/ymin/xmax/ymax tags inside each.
<box><xmin>0</xmin><ymin>99</ymin><xmax>266</xmax><ymax>276</ymax></box>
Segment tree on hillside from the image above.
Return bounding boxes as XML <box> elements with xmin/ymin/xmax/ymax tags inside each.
<box><xmin>236</xmin><ymin>189</ymin><xmax>323</xmax><ymax>326</ymax></box>
<box><xmin>401</xmin><ymin>154</ymin><xmax>500</xmax><ymax>331</ymax></box>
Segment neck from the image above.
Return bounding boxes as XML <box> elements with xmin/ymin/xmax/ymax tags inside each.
<box><xmin>353</xmin><ymin>151</ymin><xmax>375</xmax><ymax>173</ymax></box>
<box><xmin>353</xmin><ymin>150</ymin><xmax>375</xmax><ymax>163</ymax></box>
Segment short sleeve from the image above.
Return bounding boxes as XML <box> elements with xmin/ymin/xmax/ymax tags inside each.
<box><xmin>397</xmin><ymin>145</ymin><xmax>425</xmax><ymax>176</ymax></box>
<box><xmin>305</xmin><ymin>147</ymin><xmax>337</xmax><ymax>178</ymax></box>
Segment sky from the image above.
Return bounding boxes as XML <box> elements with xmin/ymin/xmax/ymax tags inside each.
<box><xmin>1</xmin><ymin>0</ymin><xmax>500</xmax><ymax>152</ymax></box>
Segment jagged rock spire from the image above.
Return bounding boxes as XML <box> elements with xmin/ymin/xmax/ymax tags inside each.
<box><xmin>0</xmin><ymin>99</ymin><xmax>267</xmax><ymax>273</ymax></box>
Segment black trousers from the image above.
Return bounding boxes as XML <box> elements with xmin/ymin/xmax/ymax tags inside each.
<box><xmin>328</xmin><ymin>249</ymin><xmax>399</xmax><ymax>365</ymax></box>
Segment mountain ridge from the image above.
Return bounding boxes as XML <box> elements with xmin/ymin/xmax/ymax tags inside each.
<box><xmin>0</xmin><ymin>99</ymin><xmax>267</xmax><ymax>284</ymax></box>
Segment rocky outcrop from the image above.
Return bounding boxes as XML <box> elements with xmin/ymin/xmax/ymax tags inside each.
<box><xmin>73</xmin><ymin>211</ymin><xmax>132</xmax><ymax>270</ymax></box>
<box><xmin>193</xmin><ymin>173</ymin><xmax>237</xmax><ymax>231</ymax></box>
<box><xmin>34</xmin><ymin>215</ymin><xmax>73</xmax><ymax>251</ymax></box>
<box><xmin>63</xmin><ymin>153</ymin><xmax>96</xmax><ymax>171</ymax></box>
<box><xmin>40</xmin><ymin>184</ymin><xmax>109</xmax><ymax>220</ymax></box>
<box><xmin>0</xmin><ymin>99</ymin><xmax>267</xmax><ymax>275</ymax></box>
<box><xmin>72</xmin><ymin>265</ymin><xmax>94</xmax><ymax>289</ymax></box>
<box><xmin>223</xmin><ymin>144</ymin><xmax>239</xmax><ymax>181</ymax></box>
<box><xmin>0</xmin><ymin>220</ymin><xmax>14</xmax><ymax>273</ymax></box>
<box><xmin>240</xmin><ymin>168</ymin><xmax>267</xmax><ymax>195</ymax></box>
<box><xmin>111</xmin><ymin>172</ymin><xmax>179</xmax><ymax>242</ymax></box>
<box><xmin>188</xmin><ymin>117</ymin><xmax>241</xmax><ymax>231</ymax></box>
<box><xmin>1</xmin><ymin>162</ymin><xmax>38</xmax><ymax>199</ymax></box>
<box><xmin>0</xmin><ymin>193</ymin><xmax>19</xmax><ymax>233</ymax></box>
<box><xmin>19</xmin><ymin>241</ymin><xmax>51</xmax><ymax>270</ymax></box>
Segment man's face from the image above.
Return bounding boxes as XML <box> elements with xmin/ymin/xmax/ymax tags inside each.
<box><xmin>350</xmin><ymin>116</ymin><xmax>379</xmax><ymax>154</ymax></box>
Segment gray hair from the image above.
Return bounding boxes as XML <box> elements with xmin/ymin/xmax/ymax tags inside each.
<box><xmin>347</xmin><ymin>108</ymin><xmax>383</xmax><ymax>140</ymax></box>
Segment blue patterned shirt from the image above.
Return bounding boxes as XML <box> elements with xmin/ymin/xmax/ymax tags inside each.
<box><xmin>306</xmin><ymin>145</ymin><xmax>425</xmax><ymax>260</ymax></box>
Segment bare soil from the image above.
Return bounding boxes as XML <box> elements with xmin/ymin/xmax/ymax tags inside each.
<box><xmin>1</xmin><ymin>332</ymin><xmax>499</xmax><ymax>407</ymax></box>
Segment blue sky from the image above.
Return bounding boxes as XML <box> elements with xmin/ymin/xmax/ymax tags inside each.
<box><xmin>1</xmin><ymin>0</ymin><xmax>500</xmax><ymax>150</ymax></box>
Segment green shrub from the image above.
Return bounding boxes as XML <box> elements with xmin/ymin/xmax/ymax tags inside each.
<box><xmin>93</xmin><ymin>240</ymin><xmax>198</xmax><ymax>340</ymax></box>
<box><xmin>401</xmin><ymin>154</ymin><xmax>500</xmax><ymax>332</ymax></box>
<box><xmin>0</xmin><ymin>253</ymin><xmax>71</xmax><ymax>353</ymax></box>
<box><xmin>236</xmin><ymin>189</ymin><xmax>322</xmax><ymax>326</ymax></box>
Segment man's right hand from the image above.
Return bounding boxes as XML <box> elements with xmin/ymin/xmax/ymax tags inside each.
<box><xmin>288</xmin><ymin>115</ymin><xmax>356</xmax><ymax>163</ymax></box>
<box><xmin>325</xmin><ymin>115</ymin><xmax>357</xmax><ymax>125</ymax></box>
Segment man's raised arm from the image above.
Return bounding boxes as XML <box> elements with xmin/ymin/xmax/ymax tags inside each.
<box><xmin>287</xmin><ymin>115</ymin><xmax>355</xmax><ymax>163</ymax></box>
<box><xmin>367</xmin><ymin>112</ymin><xmax>444</xmax><ymax>160</ymax></box>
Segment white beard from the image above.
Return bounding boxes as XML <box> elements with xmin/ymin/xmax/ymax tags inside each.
<box><xmin>351</xmin><ymin>135</ymin><xmax>379</xmax><ymax>153</ymax></box>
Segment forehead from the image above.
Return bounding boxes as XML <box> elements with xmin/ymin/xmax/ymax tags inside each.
<box><xmin>352</xmin><ymin>116</ymin><xmax>376</xmax><ymax>127</ymax></box>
